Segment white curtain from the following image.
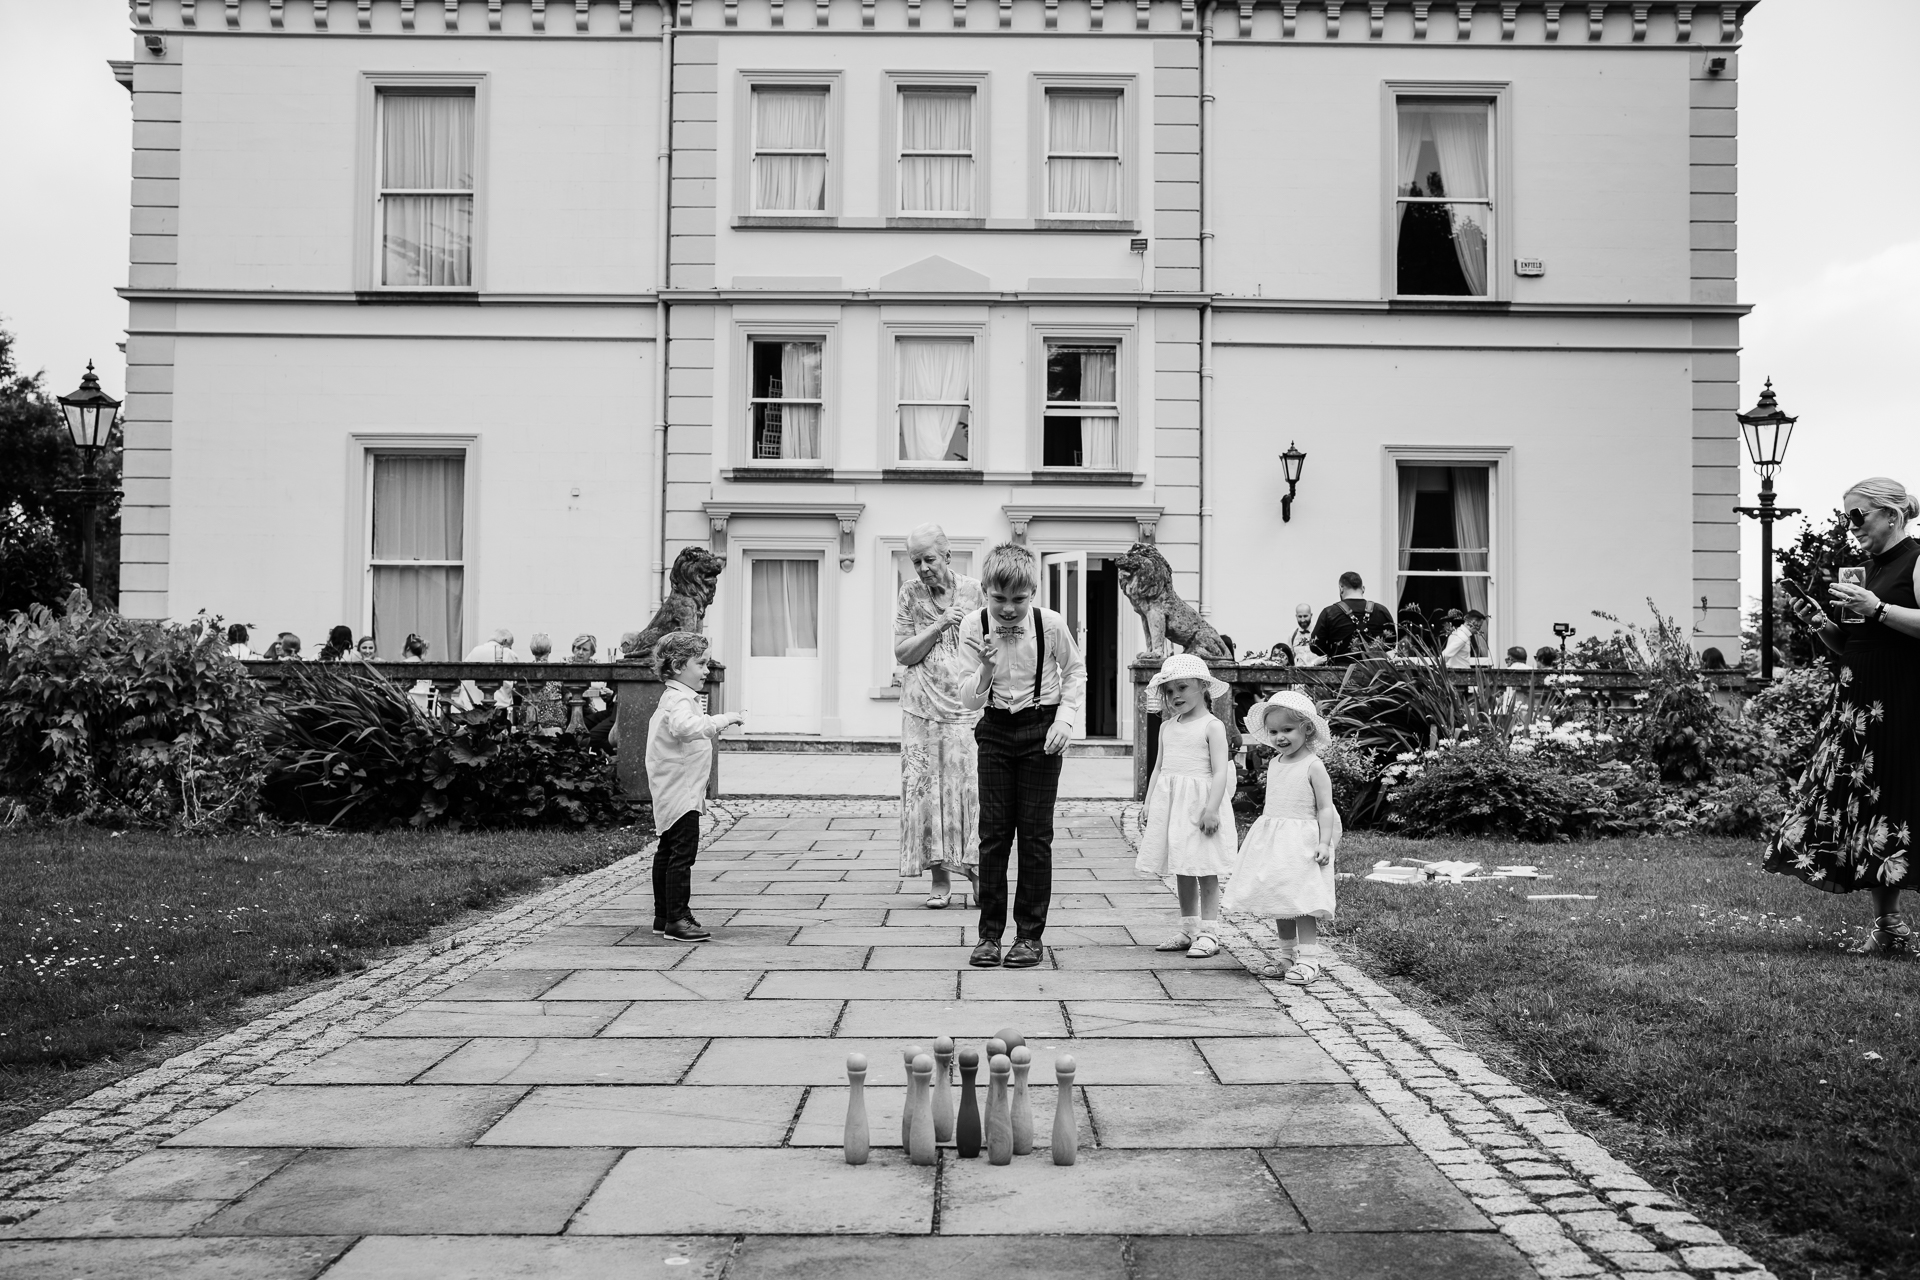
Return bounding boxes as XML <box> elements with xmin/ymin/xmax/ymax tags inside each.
<box><xmin>1396</xmin><ymin>102</ymin><xmax>1490</xmax><ymax>295</ymax></box>
<box><xmin>750</xmin><ymin>559</ymin><xmax>820</xmax><ymax>657</ymax></box>
<box><xmin>1047</xmin><ymin>93</ymin><xmax>1121</xmax><ymax>216</ymax></box>
<box><xmin>900</xmin><ymin>91</ymin><xmax>973</xmax><ymax>213</ymax></box>
<box><xmin>1394</xmin><ymin>105</ymin><xmax>1427</xmax><ymax>233</ymax></box>
<box><xmin>1077</xmin><ymin>348</ymin><xmax>1118</xmax><ymax>469</ymax></box>
<box><xmin>381</xmin><ymin>94</ymin><xmax>474</xmax><ymax>287</ymax></box>
<box><xmin>897</xmin><ymin>339</ymin><xmax>971</xmax><ymax>462</ymax></box>
<box><xmin>754</xmin><ymin>89</ymin><xmax>828</xmax><ymax>212</ymax></box>
<box><xmin>370</xmin><ymin>455</ymin><xmax>465</xmax><ymax>662</ymax></box>
<box><xmin>1396</xmin><ymin>465</ymin><xmax>1420</xmax><ymax>574</ymax></box>
<box><xmin>779</xmin><ymin>342</ymin><xmax>822</xmax><ymax>459</ymax></box>
<box><xmin>1450</xmin><ymin>466</ymin><xmax>1491</xmax><ymax>615</ymax></box>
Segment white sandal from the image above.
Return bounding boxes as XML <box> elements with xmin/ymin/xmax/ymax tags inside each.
<box><xmin>925</xmin><ymin>893</ymin><xmax>951</xmax><ymax>910</ymax></box>
<box><xmin>1185</xmin><ymin>934</ymin><xmax>1222</xmax><ymax>959</ymax></box>
<box><xmin>1154</xmin><ymin>932</ymin><xmax>1195</xmax><ymax>953</ymax></box>
<box><xmin>1283</xmin><ymin>959</ymin><xmax>1322</xmax><ymax>985</ymax></box>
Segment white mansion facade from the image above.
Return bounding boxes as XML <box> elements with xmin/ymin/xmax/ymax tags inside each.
<box><xmin>115</xmin><ymin>0</ymin><xmax>1753</xmax><ymax>739</ymax></box>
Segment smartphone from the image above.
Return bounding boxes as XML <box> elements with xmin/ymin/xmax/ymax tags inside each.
<box><xmin>1777</xmin><ymin>578</ymin><xmax>1823</xmax><ymax>613</ymax></box>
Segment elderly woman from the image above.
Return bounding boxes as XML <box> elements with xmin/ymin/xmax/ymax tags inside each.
<box><xmin>893</xmin><ymin>523</ymin><xmax>986</xmax><ymax>908</ymax></box>
<box><xmin>1770</xmin><ymin>476</ymin><xmax>1920</xmax><ymax>955</ymax></box>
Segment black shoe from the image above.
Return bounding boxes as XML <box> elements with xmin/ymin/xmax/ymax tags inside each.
<box><xmin>1003</xmin><ymin>938</ymin><xmax>1044</xmax><ymax>969</ymax></box>
<box><xmin>970</xmin><ymin>939</ymin><xmax>1002</xmax><ymax>968</ymax></box>
<box><xmin>652</xmin><ymin>914</ymin><xmax>697</xmax><ymax>936</ymax></box>
<box><xmin>663</xmin><ymin>919</ymin><xmax>711</xmax><ymax>941</ymax></box>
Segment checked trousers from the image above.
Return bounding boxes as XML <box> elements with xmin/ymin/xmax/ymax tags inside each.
<box><xmin>652</xmin><ymin>810</ymin><xmax>701</xmax><ymax>925</ymax></box>
<box><xmin>973</xmin><ymin>704</ymin><xmax>1065</xmax><ymax>943</ymax></box>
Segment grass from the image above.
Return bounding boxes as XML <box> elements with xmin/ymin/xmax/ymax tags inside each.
<box><xmin>0</xmin><ymin>819</ymin><xmax>655</xmax><ymax>1133</ymax></box>
<box><xmin>1333</xmin><ymin>831</ymin><xmax>1920</xmax><ymax>1280</ymax></box>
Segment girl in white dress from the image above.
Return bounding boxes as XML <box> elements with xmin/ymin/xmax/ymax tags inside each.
<box><xmin>1225</xmin><ymin>690</ymin><xmax>1341</xmax><ymax>984</ymax></box>
<box><xmin>1135</xmin><ymin>654</ymin><xmax>1240</xmax><ymax>958</ymax></box>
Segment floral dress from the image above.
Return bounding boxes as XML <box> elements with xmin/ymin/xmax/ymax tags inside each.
<box><xmin>896</xmin><ymin>573</ymin><xmax>987</xmax><ymax>877</ymax></box>
<box><xmin>1767</xmin><ymin>537</ymin><xmax>1920</xmax><ymax>893</ymax></box>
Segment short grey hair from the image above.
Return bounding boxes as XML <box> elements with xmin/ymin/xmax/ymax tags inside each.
<box><xmin>905</xmin><ymin>523</ymin><xmax>950</xmax><ymax>557</ymax></box>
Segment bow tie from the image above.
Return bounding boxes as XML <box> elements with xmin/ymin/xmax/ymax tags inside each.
<box><xmin>994</xmin><ymin>625</ymin><xmax>1025</xmax><ymax>638</ymax></box>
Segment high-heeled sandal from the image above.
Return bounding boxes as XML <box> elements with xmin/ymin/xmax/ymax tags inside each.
<box><xmin>1850</xmin><ymin>913</ymin><xmax>1915</xmax><ymax>957</ymax></box>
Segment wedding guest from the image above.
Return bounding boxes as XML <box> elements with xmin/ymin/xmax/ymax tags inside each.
<box><xmin>318</xmin><ymin>625</ymin><xmax>355</xmax><ymax>662</ymax></box>
<box><xmin>1533</xmin><ymin>646</ymin><xmax>1560</xmax><ymax>669</ymax></box>
<box><xmin>522</xmin><ymin>633</ymin><xmax>568</xmax><ymax>732</ymax></box>
<box><xmin>275</xmin><ymin>631</ymin><xmax>305</xmax><ymax>660</ymax></box>
<box><xmin>1700</xmin><ymin>647</ymin><xmax>1729</xmax><ymax>671</ymax></box>
<box><xmin>356</xmin><ymin>636</ymin><xmax>379</xmax><ymax>661</ymax></box>
<box><xmin>1504</xmin><ymin>646</ymin><xmax>1532</xmax><ymax>669</ymax></box>
<box><xmin>1309</xmin><ymin>573</ymin><xmax>1396</xmax><ymax>664</ymax></box>
<box><xmin>1288</xmin><ymin>604</ymin><xmax>1324</xmax><ymax>668</ymax></box>
<box><xmin>571</xmin><ymin>633</ymin><xmax>615</xmax><ymax>743</ymax></box>
<box><xmin>456</xmin><ymin>628</ymin><xmax>519</xmax><ymax>713</ymax></box>
<box><xmin>1442</xmin><ymin>610</ymin><xmax>1487</xmax><ymax>669</ymax></box>
<box><xmin>401</xmin><ymin>634</ymin><xmax>437</xmax><ymax>715</ymax></box>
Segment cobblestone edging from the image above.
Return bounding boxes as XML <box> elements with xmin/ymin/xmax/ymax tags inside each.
<box><xmin>0</xmin><ymin>805</ymin><xmax>744</xmax><ymax>1226</ymax></box>
<box><xmin>1112</xmin><ymin>804</ymin><xmax>1777</xmax><ymax>1280</ymax></box>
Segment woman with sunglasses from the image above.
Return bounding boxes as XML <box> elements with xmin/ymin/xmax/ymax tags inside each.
<box><xmin>1768</xmin><ymin>476</ymin><xmax>1920</xmax><ymax>955</ymax></box>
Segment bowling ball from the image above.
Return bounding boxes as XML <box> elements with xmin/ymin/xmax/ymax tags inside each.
<box><xmin>994</xmin><ymin>1027</ymin><xmax>1026</xmax><ymax>1054</ymax></box>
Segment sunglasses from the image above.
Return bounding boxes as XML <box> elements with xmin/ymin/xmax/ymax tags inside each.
<box><xmin>1847</xmin><ymin>508</ymin><xmax>1872</xmax><ymax>528</ymax></box>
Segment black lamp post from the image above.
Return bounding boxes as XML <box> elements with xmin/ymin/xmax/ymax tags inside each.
<box><xmin>55</xmin><ymin>362</ymin><xmax>122</xmax><ymax>605</ymax></box>
<box><xmin>1279</xmin><ymin>442</ymin><xmax>1307</xmax><ymax>522</ymax></box>
<box><xmin>1732</xmin><ymin>379</ymin><xmax>1800</xmax><ymax>681</ymax></box>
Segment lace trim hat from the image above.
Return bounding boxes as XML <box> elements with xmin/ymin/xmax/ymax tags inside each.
<box><xmin>1145</xmin><ymin>652</ymin><xmax>1229</xmax><ymax>701</ymax></box>
<box><xmin>1244</xmin><ymin>689</ymin><xmax>1331</xmax><ymax>752</ymax></box>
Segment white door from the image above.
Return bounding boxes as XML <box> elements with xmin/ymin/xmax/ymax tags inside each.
<box><xmin>745</xmin><ymin>556</ymin><xmax>822</xmax><ymax>734</ymax></box>
<box><xmin>1043</xmin><ymin>551</ymin><xmax>1088</xmax><ymax>739</ymax></box>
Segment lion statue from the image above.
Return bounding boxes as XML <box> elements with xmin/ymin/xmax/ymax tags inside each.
<box><xmin>624</xmin><ymin>546</ymin><xmax>726</xmax><ymax>662</ymax></box>
<box><xmin>1115</xmin><ymin>542</ymin><xmax>1231</xmax><ymax>662</ymax></box>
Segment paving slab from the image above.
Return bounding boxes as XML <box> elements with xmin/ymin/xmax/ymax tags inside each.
<box><xmin>539</xmin><ymin>970</ymin><xmax>761</xmax><ymax>1001</ymax></box>
<box><xmin>724</xmin><ymin>1234</ymin><xmax>1131</xmax><ymax>1279</ymax></box>
<box><xmin>939</xmin><ymin>1149</ymin><xmax>1302</xmax><ymax>1235</ymax></box>
<box><xmin>790</xmin><ymin>926</ymin><xmax>967</xmax><ymax>947</ymax></box>
<box><xmin>201</xmin><ymin>1148</ymin><xmax>617</xmax><ymax>1235</ymax></box>
<box><xmin>1262</xmin><ymin>1147</ymin><xmax>1494</xmax><ymax>1231</ymax></box>
<box><xmin>864</xmin><ymin>947</ymin><xmax>988</xmax><ymax>970</ymax></box>
<box><xmin>431</xmin><ymin>970</ymin><xmax>571</xmax><ymax>1001</ymax></box>
<box><xmin>0</xmin><ymin>1197</ymin><xmax>229</xmax><ymax>1238</ymax></box>
<box><xmin>601</xmin><ymin>1001</ymin><xmax>842</xmax><ymax>1038</ymax></box>
<box><xmin>418</xmin><ymin>1038</ymin><xmax>707</xmax><ymax>1085</ymax></box>
<box><xmin>683</xmin><ymin>1037</ymin><xmax>951</xmax><ymax>1085</ymax></box>
<box><xmin>164</xmin><ymin>1086</ymin><xmax>526</xmax><ymax>1148</ymax></box>
<box><xmin>63</xmin><ymin>1147</ymin><xmax>301</xmax><ymax>1203</ymax></box>
<box><xmin>1152</xmin><ymin>969</ymin><xmax>1279</xmax><ymax>1001</ymax></box>
<box><xmin>321</xmin><ymin>1235</ymin><xmax>738</xmax><ymax>1280</ymax></box>
<box><xmin>477</xmin><ymin>1085</ymin><xmax>803</xmax><ymax>1146</ymax></box>
<box><xmin>1084</xmin><ymin>1085</ymin><xmax>1408</xmax><ymax>1148</ymax></box>
<box><xmin>0</xmin><ymin>1237</ymin><xmax>351</xmax><ymax>1280</ymax></box>
<box><xmin>787</xmin><ymin>1084</ymin><xmax>1087</xmax><ymax>1150</ymax></box>
<box><xmin>538</xmin><ymin>925</ymin><xmax>640</xmax><ymax>945</ymax></box>
<box><xmin>959</xmin><ymin>969</ymin><xmax>1166</xmax><ymax>1001</ymax></box>
<box><xmin>750</xmin><ymin>970</ymin><xmax>957</xmax><ymax>1001</ymax></box>
<box><xmin>834</xmin><ymin>1000</ymin><xmax>1070</xmax><ymax>1040</ymax></box>
<box><xmin>367</xmin><ymin>1001</ymin><xmax>627</xmax><ymax>1039</ymax></box>
<box><xmin>1064</xmin><ymin>1001</ymin><xmax>1295</xmax><ymax>1038</ymax></box>
<box><xmin>568</xmin><ymin>1149</ymin><xmax>935</xmax><ymax>1235</ymax></box>
<box><xmin>278</xmin><ymin>1039</ymin><xmax>467</xmax><ymax>1085</ymax></box>
<box><xmin>493</xmin><ymin>945</ymin><xmax>692</xmax><ymax>970</ymax></box>
<box><xmin>1197</xmin><ymin>1037</ymin><xmax>1352</xmax><ymax>1084</ymax></box>
<box><xmin>1128</xmin><ymin>1233</ymin><xmax>1537</xmax><ymax>1279</ymax></box>
<box><xmin>670</xmin><ymin>945</ymin><xmax>869</xmax><ymax>970</ymax></box>
<box><xmin>1050</xmin><ymin>947</ymin><xmax>1242</xmax><ymax>970</ymax></box>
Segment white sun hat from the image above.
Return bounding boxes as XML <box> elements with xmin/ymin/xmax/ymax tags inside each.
<box><xmin>1144</xmin><ymin>652</ymin><xmax>1229</xmax><ymax>701</ymax></box>
<box><xmin>1243</xmin><ymin>689</ymin><xmax>1331</xmax><ymax>752</ymax></box>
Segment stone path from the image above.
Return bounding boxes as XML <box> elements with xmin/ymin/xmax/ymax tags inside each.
<box><xmin>0</xmin><ymin>801</ymin><xmax>1775</xmax><ymax>1279</ymax></box>
<box><xmin>722</xmin><ymin>751</ymin><xmax>1134</xmax><ymax>799</ymax></box>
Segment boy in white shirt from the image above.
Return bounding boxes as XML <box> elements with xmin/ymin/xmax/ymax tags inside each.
<box><xmin>646</xmin><ymin>632</ymin><xmax>745</xmax><ymax>941</ymax></box>
<box><xmin>954</xmin><ymin>543</ymin><xmax>1087</xmax><ymax>969</ymax></box>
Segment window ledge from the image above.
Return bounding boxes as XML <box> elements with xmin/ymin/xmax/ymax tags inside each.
<box><xmin>356</xmin><ymin>290</ymin><xmax>481</xmax><ymax>305</ymax></box>
<box><xmin>722</xmin><ymin>467</ymin><xmax>839</xmax><ymax>483</ymax></box>
<box><xmin>1387</xmin><ymin>298</ymin><xmax>1510</xmax><ymax>312</ymax></box>
<box><xmin>868</xmin><ymin>685</ymin><xmax>903</xmax><ymax>701</ymax></box>
<box><xmin>882</xmin><ymin>468</ymin><xmax>985</xmax><ymax>485</ymax></box>
<box><xmin>735</xmin><ymin>215</ymin><xmax>839</xmax><ymax>228</ymax></box>
<box><xmin>1029</xmin><ymin>469</ymin><xmax>1142</xmax><ymax>487</ymax></box>
<box><xmin>1034</xmin><ymin>219</ymin><xmax>1137</xmax><ymax>233</ymax></box>
<box><xmin>886</xmin><ymin>217</ymin><xmax>987</xmax><ymax>230</ymax></box>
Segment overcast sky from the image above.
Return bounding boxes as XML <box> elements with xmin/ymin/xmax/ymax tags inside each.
<box><xmin>0</xmin><ymin>0</ymin><xmax>1911</xmax><ymax>616</ymax></box>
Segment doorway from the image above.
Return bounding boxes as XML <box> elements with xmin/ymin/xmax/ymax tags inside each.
<box><xmin>1042</xmin><ymin>551</ymin><xmax>1123</xmax><ymax>741</ymax></box>
<box><xmin>745</xmin><ymin>554</ymin><xmax>822</xmax><ymax>734</ymax></box>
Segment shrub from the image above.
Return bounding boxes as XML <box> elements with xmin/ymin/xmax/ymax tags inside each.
<box><xmin>0</xmin><ymin>505</ymin><xmax>72</xmax><ymax>616</ymax></box>
<box><xmin>0</xmin><ymin>592</ymin><xmax>267</xmax><ymax>828</ymax></box>
<box><xmin>1385</xmin><ymin>740</ymin><xmax>1615</xmax><ymax>842</ymax></box>
<box><xmin>1319</xmin><ymin>735</ymin><xmax>1386</xmax><ymax>828</ymax></box>
<box><xmin>262</xmin><ymin>663</ymin><xmax>625</xmax><ymax>830</ymax></box>
<box><xmin>1746</xmin><ymin>665</ymin><xmax>1833</xmax><ymax>782</ymax></box>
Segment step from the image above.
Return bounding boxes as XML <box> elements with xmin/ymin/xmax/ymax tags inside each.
<box><xmin>719</xmin><ymin>734</ymin><xmax>1132</xmax><ymax>758</ymax></box>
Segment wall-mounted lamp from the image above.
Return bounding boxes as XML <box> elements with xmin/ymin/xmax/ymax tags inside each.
<box><xmin>144</xmin><ymin>33</ymin><xmax>166</xmax><ymax>55</ymax></box>
<box><xmin>1279</xmin><ymin>441</ymin><xmax>1306</xmax><ymax>522</ymax></box>
<box><xmin>1706</xmin><ymin>55</ymin><xmax>1726</xmax><ymax>74</ymax></box>
<box><xmin>1128</xmin><ymin>237</ymin><xmax>1149</xmax><ymax>254</ymax></box>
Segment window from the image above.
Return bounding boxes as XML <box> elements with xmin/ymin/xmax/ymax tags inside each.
<box><xmin>1042</xmin><ymin>343</ymin><xmax>1119</xmax><ymax>468</ymax></box>
<box><xmin>896</xmin><ymin>338</ymin><xmax>972</xmax><ymax>464</ymax></box>
<box><xmin>377</xmin><ymin>90</ymin><xmax>475</xmax><ymax>287</ymax></box>
<box><xmin>1395</xmin><ymin>464</ymin><xmax>1491</xmax><ymax>628</ymax></box>
<box><xmin>752</xmin><ymin>87</ymin><xmax>829</xmax><ymax>213</ymax></box>
<box><xmin>1394</xmin><ymin>99</ymin><xmax>1492</xmax><ymax>297</ymax></box>
<box><xmin>368</xmin><ymin>453</ymin><xmax>465</xmax><ymax>661</ymax></box>
<box><xmin>750</xmin><ymin>559</ymin><xmax>820</xmax><ymax>657</ymax></box>
<box><xmin>748</xmin><ymin>339</ymin><xmax>823</xmax><ymax>461</ymax></box>
<box><xmin>899</xmin><ymin>89</ymin><xmax>975</xmax><ymax>215</ymax></box>
<box><xmin>1046</xmin><ymin>90</ymin><xmax>1122</xmax><ymax>217</ymax></box>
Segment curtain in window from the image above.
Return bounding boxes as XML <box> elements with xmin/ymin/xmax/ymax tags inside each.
<box><xmin>381</xmin><ymin>95</ymin><xmax>474</xmax><ymax>287</ymax></box>
<box><xmin>1396</xmin><ymin>465</ymin><xmax>1419</xmax><ymax>573</ymax></box>
<box><xmin>900</xmin><ymin>92</ymin><xmax>973</xmax><ymax>213</ymax></box>
<box><xmin>1450</xmin><ymin>466</ymin><xmax>1491</xmax><ymax>614</ymax></box>
<box><xmin>1396</xmin><ymin>102</ymin><xmax>1489</xmax><ymax>295</ymax></box>
<box><xmin>897</xmin><ymin>339</ymin><xmax>970</xmax><ymax>462</ymax></box>
<box><xmin>1047</xmin><ymin>93</ymin><xmax>1121</xmax><ymax>215</ymax></box>
<box><xmin>370</xmin><ymin>455</ymin><xmax>464</xmax><ymax>663</ymax></box>
<box><xmin>779</xmin><ymin>342</ymin><xmax>822</xmax><ymax>459</ymax></box>
<box><xmin>750</xmin><ymin>559</ymin><xmax>821</xmax><ymax>657</ymax></box>
<box><xmin>754</xmin><ymin>89</ymin><xmax>828</xmax><ymax>212</ymax></box>
<box><xmin>1077</xmin><ymin>348</ymin><xmax>1118</xmax><ymax>469</ymax></box>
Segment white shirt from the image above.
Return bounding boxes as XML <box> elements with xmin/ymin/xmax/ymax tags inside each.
<box><xmin>955</xmin><ymin>606</ymin><xmax>1087</xmax><ymax>718</ymax></box>
<box><xmin>1442</xmin><ymin>625</ymin><xmax>1476</xmax><ymax>668</ymax></box>
<box><xmin>456</xmin><ymin>640</ymin><xmax>519</xmax><ymax>710</ymax></box>
<box><xmin>647</xmin><ymin>681</ymin><xmax>730</xmax><ymax>831</ymax></box>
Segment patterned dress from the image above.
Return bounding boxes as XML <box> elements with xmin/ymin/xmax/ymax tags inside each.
<box><xmin>1767</xmin><ymin>537</ymin><xmax>1920</xmax><ymax>893</ymax></box>
<box><xmin>896</xmin><ymin>572</ymin><xmax>986</xmax><ymax>877</ymax></box>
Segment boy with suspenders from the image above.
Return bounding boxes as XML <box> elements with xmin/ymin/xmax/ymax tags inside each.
<box><xmin>956</xmin><ymin>543</ymin><xmax>1088</xmax><ymax>969</ymax></box>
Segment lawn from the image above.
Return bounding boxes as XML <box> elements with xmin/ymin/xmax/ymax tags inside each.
<box><xmin>1334</xmin><ymin>831</ymin><xmax>1920</xmax><ymax>1280</ymax></box>
<box><xmin>0</xmin><ymin>820</ymin><xmax>654</xmax><ymax>1133</ymax></box>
